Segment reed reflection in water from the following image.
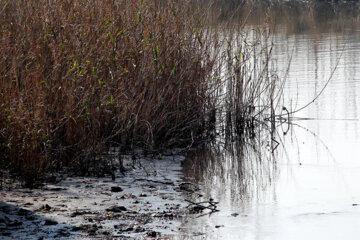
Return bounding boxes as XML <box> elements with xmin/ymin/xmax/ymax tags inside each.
<box><xmin>177</xmin><ymin>133</ymin><xmax>277</xmax><ymax>239</ymax></box>
<box><xmin>176</xmin><ymin>1</ymin><xmax>360</xmax><ymax>239</ymax></box>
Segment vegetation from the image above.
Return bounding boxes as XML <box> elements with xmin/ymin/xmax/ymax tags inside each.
<box><xmin>0</xmin><ymin>0</ymin><xmax>278</xmax><ymax>184</ymax></box>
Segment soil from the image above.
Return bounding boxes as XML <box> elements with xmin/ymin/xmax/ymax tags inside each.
<box><xmin>0</xmin><ymin>152</ymin><xmax>201</xmax><ymax>240</ymax></box>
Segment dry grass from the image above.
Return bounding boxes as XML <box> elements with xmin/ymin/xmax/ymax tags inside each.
<box><xmin>0</xmin><ymin>0</ymin><xmax>218</xmax><ymax>181</ymax></box>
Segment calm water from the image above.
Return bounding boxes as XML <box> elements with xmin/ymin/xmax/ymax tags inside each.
<box><xmin>178</xmin><ymin>5</ymin><xmax>360</xmax><ymax>239</ymax></box>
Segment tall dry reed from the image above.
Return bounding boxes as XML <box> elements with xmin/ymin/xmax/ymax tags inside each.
<box><xmin>0</xmin><ymin>0</ymin><xmax>217</xmax><ymax>182</ymax></box>
<box><xmin>0</xmin><ymin>0</ymin><xmax>281</xmax><ymax>184</ymax></box>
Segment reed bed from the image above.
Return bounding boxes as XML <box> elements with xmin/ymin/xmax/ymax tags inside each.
<box><xmin>0</xmin><ymin>0</ymin><xmax>280</xmax><ymax>184</ymax></box>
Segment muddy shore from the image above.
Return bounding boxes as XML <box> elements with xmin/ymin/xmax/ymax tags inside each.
<box><xmin>0</xmin><ymin>152</ymin><xmax>213</xmax><ymax>239</ymax></box>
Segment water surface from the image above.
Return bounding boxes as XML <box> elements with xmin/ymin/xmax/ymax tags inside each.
<box><xmin>178</xmin><ymin>3</ymin><xmax>360</xmax><ymax>239</ymax></box>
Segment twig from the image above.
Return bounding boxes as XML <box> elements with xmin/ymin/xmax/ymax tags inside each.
<box><xmin>134</xmin><ymin>178</ymin><xmax>174</xmax><ymax>185</ymax></box>
<box><xmin>185</xmin><ymin>199</ymin><xmax>219</xmax><ymax>212</ymax></box>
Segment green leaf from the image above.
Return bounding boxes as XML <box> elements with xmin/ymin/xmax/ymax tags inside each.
<box><xmin>109</xmin><ymin>33</ymin><xmax>115</xmax><ymax>45</ymax></box>
<box><xmin>69</xmin><ymin>59</ymin><xmax>78</xmax><ymax>72</ymax></box>
<box><xmin>227</xmin><ymin>41</ymin><xmax>232</xmax><ymax>50</ymax></box>
<box><xmin>98</xmin><ymin>78</ymin><xmax>104</xmax><ymax>86</ymax></box>
<box><xmin>104</xmin><ymin>20</ymin><xmax>111</xmax><ymax>27</ymax></box>
<box><xmin>172</xmin><ymin>64</ymin><xmax>176</xmax><ymax>77</ymax></box>
<box><xmin>154</xmin><ymin>45</ymin><xmax>159</xmax><ymax>61</ymax></box>
<box><xmin>110</xmin><ymin>95</ymin><xmax>114</xmax><ymax>105</ymax></box>
<box><xmin>118</xmin><ymin>65</ymin><xmax>129</xmax><ymax>73</ymax></box>
<box><xmin>137</xmin><ymin>12</ymin><xmax>141</xmax><ymax>22</ymax></box>
<box><xmin>71</xmin><ymin>116</ymin><xmax>77</xmax><ymax>124</ymax></box>
<box><xmin>116</xmin><ymin>30</ymin><xmax>124</xmax><ymax>38</ymax></box>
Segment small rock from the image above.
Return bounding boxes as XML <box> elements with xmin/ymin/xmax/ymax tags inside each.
<box><xmin>106</xmin><ymin>205</ymin><xmax>127</xmax><ymax>212</ymax></box>
<box><xmin>70</xmin><ymin>211</ymin><xmax>91</xmax><ymax>217</ymax></box>
<box><xmin>215</xmin><ymin>225</ymin><xmax>224</xmax><ymax>228</ymax></box>
<box><xmin>135</xmin><ymin>227</ymin><xmax>145</xmax><ymax>233</ymax></box>
<box><xmin>52</xmin><ymin>187</ymin><xmax>66</xmax><ymax>191</ymax></box>
<box><xmin>41</xmin><ymin>204</ymin><xmax>52</xmax><ymax>211</ymax></box>
<box><xmin>72</xmin><ymin>226</ymin><xmax>82</xmax><ymax>231</ymax></box>
<box><xmin>125</xmin><ymin>227</ymin><xmax>134</xmax><ymax>232</ymax></box>
<box><xmin>23</xmin><ymin>202</ymin><xmax>34</xmax><ymax>206</ymax></box>
<box><xmin>118</xmin><ymin>194</ymin><xmax>136</xmax><ymax>199</ymax></box>
<box><xmin>44</xmin><ymin>219</ymin><xmax>58</xmax><ymax>226</ymax></box>
<box><xmin>88</xmin><ymin>228</ymin><xmax>97</xmax><ymax>236</ymax></box>
<box><xmin>18</xmin><ymin>208</ymin><xmax>30</xmax><ymax>216</ymax></box>
<box><xmin>231</xmin><ymin>213</ymin><xmax>239</xmax><ymax>217</ymax></box>
<box><xmin>110</xmin><ymin>186</ymin><xmax>123</xmax><ymax>192</ymax></box>
<box><xmin>147</xmin><ymin>231</ymin><xmax>157</xmax><ymax>237</ymax></box>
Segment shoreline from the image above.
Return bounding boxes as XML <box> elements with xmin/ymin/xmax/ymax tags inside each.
<box><xmin>0</xmin><ymin>154</ymin><xmax>198</xmax><ymax>239</ymax></box>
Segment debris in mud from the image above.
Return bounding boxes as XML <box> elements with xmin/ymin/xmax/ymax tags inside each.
<box><xmin>44</xmin><ymin>219</ymin><xmax>58</xmax><ymax>226</ymax></box>
<box><xmin>18</xmin><ymin>208</ymin><xmax>31</xmax><ymax>216</ymax></box>
<box><xmin>192</xmin><ymin>232</ymin><xmax>206</xmax><ymax>237</ymax></box>
<box><xmin>179</xmin><ymin>182</ymin><xmax>200</xmax><ymax>193</ymax></box>
<box><xmin>135</xmin><ymin>178</ymin><xmax>174</xmax><ymax>185</ymax></box>
<box><xmin>185</xmin><ymin>199</ymin><xmax>219</xmax><ymax>214</ymax></box>
<box><xmin>106</xmin><ymin>205</ymin><xmax>127</xmax><ymax>212</ymax></box>
<box><xmin>70</xmin><ymin>210</ymin><xmax>94</xmax><ymax>217</ymax></box>
<box><xmin>110</xmin><ymin>186</ymin><xmax>123</xmax><ymax>192</ymax></box>
<box><xmin>40</xmin><ymin>204</ymin><xmax>52</xmax><ymax>211</ymax></box>
<box><xmin>189</xmin><ymin>205</ymin><xmax>205</xmax><ymax>214</ymax></box>
<box><xmin>231</xmin><ymin>213</ymin><xmax>239</xmax><ymax>217</ymax></box>
<box><xmin>118</xmin><ymin>193</ymin><xmax>136</xmax><ymax>199</ymax></box>
<box><xmin>147</xmin><ymin>231</ymin><xmax>158</xmax><ymax>237</ymax></box>
<box><xmin>22</xmin><ymin>203</ymin><xmax>34</xmax><ymax>207</ymax></box>
<box><xmin>0</xmin><ymin>154</ymin><xmax>205</xmax><ymax>239</ymax></box>
<box><xmin>43</xmin><ymin>187</ymin><xmax>67</xmax><ymax>191</ymax></box>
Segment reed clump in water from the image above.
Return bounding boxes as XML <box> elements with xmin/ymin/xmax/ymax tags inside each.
<box><xmin>0</xmin><ymin>0</ymin><xmax>279</xmax><ymax>184</ymax></box>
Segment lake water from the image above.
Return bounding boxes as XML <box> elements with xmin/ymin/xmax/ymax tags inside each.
<box><xmin>178</xmin><ymin>3</ymin><xmax>360</xmax><ymax>239</ymax></box>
